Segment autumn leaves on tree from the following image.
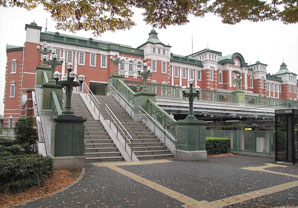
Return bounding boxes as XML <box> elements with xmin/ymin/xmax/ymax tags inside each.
<box><xmin>0</xmin><ymin>0</ymin><xmax>297</xmax><ymax>36</ymax></box>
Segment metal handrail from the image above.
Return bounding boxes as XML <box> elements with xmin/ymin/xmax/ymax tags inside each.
<box><xmin>138</xmin><ymin>105</ymin><xmax>176</xmax><ymax>144</ymax></box>
<box><xmin>104</xmin><ymin>103</ymin><xmax>133</xmax><ymax>158</ymax></box>
<box><xmin>82</xmin><ymin>82</ymin><xmax>133</xmax><ymax>159</ymax></box>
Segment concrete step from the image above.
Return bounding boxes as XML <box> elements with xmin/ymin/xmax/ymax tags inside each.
<box><xmin>131</xmin><ymin>139</ymin><xmax>159</xmax><ymax>143</ymax></box>
<box><xmin>134</xmin><ymin>150</ymin><xmax>171</xmax><ymax>156</ymax></box>
<box><xmin>85</xmin><ymin>156</ymin><xmax>124</xmax><ymax>163</ymax></box>
<box><xmin>85</xmin><ymin>139</ymin><xmax>113</xmax><ymax>143</ymax></box>
<box><xmin>85</xmin><ymin>143</ymin><xmax>116</xmax><ymax>148</ymax></box>
<box><xmin>85</xmin><ymin>152</ymin><xmax>122</xmax><ymax>157</ymax></box>
<box><xmin>130</xmin><ymin>142</ymin><xmax>163</xmax><ymax>147</ymax></box>
<box><xmin>85</xmin><ymin>147</ymin><xmax>118</xmax><ymax>152</ymax></box>
<box><xmin>137</xmin><ymin>154</ymin><xmax>173</xmax><ymax>160</ymax></box>
<box><xmin>132</xmin><ymin>146</ymin><xmax>167</xmax><ymax>151</ymax></box>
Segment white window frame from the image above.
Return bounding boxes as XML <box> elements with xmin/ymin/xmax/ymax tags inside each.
<box><xmin>260</xmin><ymin>79</ymin><xmax>264</xmax><ymax>89</ymax></box>
<box><xmin>162</xmin><ymin>61</ymin><xmax>167</xmax><ymax>74</ymax></box>
<box><xmin>289</xmin><ymin>84</ymin><xmax>292</xmax><ymax>93</ymax></box>
<box><xmin>90</xmin><ymin>53</ymin><xmax>96</xmax><ymax>67</ymax></box>
<box><xmin>101</xmin><ymin>54</ymin><xmax>107</xmax><ymax>68</ymax></box>
<box><xmin>152</xmin><ymin>60</ymin><xmax>157</xmax><ymax>72</ymax></box>
<box><xmin>233</xmin><ymin>74</ymin><xmax>236</xmax><ymax>87</ymax></box>
<box><xmin>153</xmin><ymin>47</ymin><xmax>156</xmax><ymax>53</ymax></box>
<box><xmin>219</xmin><ymin>71</ymin><xmax>223</xmax><ymax>84</ymax></box>
<box><xmin>10</xmin><ymin>82</ymin><xmax>15</xmax><ymax>98</ymax></box>
<box><xmin>78</xmin><ymin>51</ymin><xmax>85</xmax><ymax>65</ymax></box>
<box><xmin>174</xmin><ymin>66</ymin><xmax>179</xmax><ymax>78</ymax></box>
<box><xmin>182</xmin><ymin>68</ymin><xmax>187</xmax><ymax>79</ymax></box>
<box><xmin>190</xmin><ymin>69</ymin><xmax>194</xmax><ymax>80</ymax></box>
<box><xmin>197</xmin><ymin>70</ymin><xmax>201</xmax><ymax>81</ymax></box>
<box><xmin>120</xmin><ymin>61</ymin><xmax>125</xmax><ymax>71</ymax></box>
<box><xmin>210</xmin><ymin>69</ymin><xmax>214</xmax><ymax>81</ymax></box>
<box><xmin>55</xmin><ymin>48</ymin><xmax>61</xmax><ymax>61</ymax></box>
<box><xmin>250</xmin><ymin>76</ymin><xmax>253</xmax><ymax>88</ymax></box>
<box><xmin>9</xmin><ymin>116</ymin><xmax>13</xmax><ymax>129</ymax></box>
<box><xmin>129</xmin><ymin>60</ymin><xmax>133</xmax><ymax>72</ymax></box>
<box><xmin>67</xmin><ymin>50</ymin><xmax>73</xmax><ymax>63</ymax></box>
<box><xmin>11</xmin><ymin>59</ymin><xmax>16</xmax><ymax>74</ymax></box>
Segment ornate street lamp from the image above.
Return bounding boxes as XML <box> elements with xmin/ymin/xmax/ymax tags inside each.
<box><xmin>53</xmin><ymin>63</ymin><xmax>85</xmax><ymax>115</ymax></box>
<box><xmin>110</xmin><ymin>55</ymin><xmax>122</xmax><ymax>75</ymax></box>
<box><xmin>182</xmin><ymin>79</ymin><xmax>200</xmax><ymax>120</ymax></box>
<box><xmin>137</xmin><ymin>63</ymin><xmax>152</xmax><ymax>91</ymax></box>
<box><xmin>37</xmin><ymin>42</ymin><xmax>63</xmax><ymax>80</ymax></box>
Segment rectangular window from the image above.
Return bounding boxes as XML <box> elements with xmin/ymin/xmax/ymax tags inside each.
<box><xmin>9</xmin><ymin>117</ymin><xmax>13</xmax><ymax>129</ymax></box>
<box><xmin>210</xmin><ymin>69</ymin><xmax>214</xmax><ymax>81</ymax></box>
<box><xmin>120</xmin><ymin>61</ymin><xmax>125</xmax><ymax>71</ymax></box>
<box><xmin>174</xmin><ymin>66</ymin><xmax>179</xmax><ymax>78</ymax></box>
<box><xmin>260</xmin><ymin>79</ymin><xmax>264</xmax><ymax>89</ymax></box>
<box><xmin>163</xmin><ymin>49</ymin><xmax>165</xmax><ymax>55</ymax></box>
<box><xmin>233</xmin><ymin>75</ymin><xmax>236</xmax><ymax>86</ymax></box>
<box><xmin>197</xmin><ymin>70</ymin><xmax>201</xmax><ymax>81</ymax></box>
<box><xmin>162</xmin><ymin>62</ymin><xmax>167</xmax><ymax>74</ymax></box>
<box><xmin>153</xmin><ymin>47</ymin><xmax>156</xmax><ymax>53</ymax></box>
<box><xmin>90</xmin><ymin>53</ymin><xmax>96</xmax><ymax>67</ymax></box>
<box><xmin>129</xmin><ymin>60</ymin><xmax>133</xmax><ymax>72</ymax></box>
<box><xmin>78</xmin><ymin>52</ymin><xmax>85</xmax><ymax>65</ymax></box>
<box><xmin>190</xmin><ymin>69</ymin><xmax>194</xmax><ymax>80</ymax></box>
<box><xmin>182</xmin><ymin>68</ymin><xmax>187</xmax><ymax>79</ymax></box>
<box><xmin>10</xmin><ymin>83</ymin><xmax>15</xmax><ymax>97</ymax></box>
<box><xmin>158</xmin><ymin>48</ymin><xmax>160</xmax><ymax>54</ymax></box>
<box><xmin>55</xmin><ymin>48</ymin><xmax>61</xmax><ymax>60</ymax></box>
<box><xmin>219</xmin><ymin>71</ymin><xmax>223</xmax><ymax>84</ymax></box>
<box><xmin>250</xmin><ymin>77</ymin><xmax>253</xmax><ymax>88</ymax></box>
<box><xmin>101</xmin><ymin>55</ymin><xmax>107</xmax><ymax>68</ymax></box>
<box><xmin>152</xmin><ymin>60</ymin><xmax>157</xmax><ymax>72</ymax></box>
<box><xmin>67</xmin><ymin>50</ymin><xmax>73</xmax><ymax>63</ymax></box>
<box><xmin>11</xmin><ymin>60</ymin><xmax>16</xmax><ymax>73</ymax></box>
<box><xmin>289</xmin><ymin>85</ymin><xmax>292</xmax><ymax>93</ymax></box>
<box><xmin>266</xmin><ymin>82</ymin><xmax>269</xmax><ymax>91</ymax></box>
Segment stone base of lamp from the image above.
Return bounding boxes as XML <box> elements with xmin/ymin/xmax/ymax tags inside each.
<box><xmin>134</xmin><ymin>91</ymin><xmax>156</xmax><ymax>112</ymax></box>
<box><xmin>108</xmin><ymin>74</ymin><xmax>125</xmax><ymax>94</ymax></box>
<box><xmin>175</xmin><ymin>149</ymin><xmax>207</xmax><ymax>161</ymax></box>
<box><xmin>232</xmin><ymin>90</ymin><xmax>245</xmax><ymax>104</ymax></box>
<box><xmin>51</xmin><ymin>114</ymin><xmax>86</xmax><ymax>166</ymax></box>
<box><xmin>35</xmin><ymin>65</ymin><xmax>51</xmax><ymax>86</ymax></box>
<box><xmin>41</xmin><ymin>85</ymin><xmax>62</xmax><ymax>110</ymax></box>
<box><xmin>53</xmin><ymin>156</ymin><xmax>85</xmax><ymax>169</ymax></box>
<box><xmin>176</xmin><ymin>118</ymin><xmax>207</xmax><ymax>161</ymax></box>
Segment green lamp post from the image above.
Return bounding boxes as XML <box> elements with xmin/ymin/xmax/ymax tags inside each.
<box><xmin>182</xmin><ymin>79</ymin><xmax>200</xmax><ymax>120</ymax></box>
<box><xmin>110</xmin><ymin>55</ymin><xmax>122</xmax><ymax>75</ymax></box>
<box><xmin>36</xmin><ymin>42</ymin><xmax>51</xmax><ymax>66</ymax></box>
<box><xmin>53</xmin><ymin>63</ymin><xmax>85</xmax><ymax>115</ymax></box>
<box><xmin>137</xmin><ymin>63</ymin><xmax>152</xmax><ymax>91</ymax></box>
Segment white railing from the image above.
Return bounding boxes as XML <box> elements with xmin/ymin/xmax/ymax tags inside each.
<box><xmin>82</xmin><ymin>82</ymin><xmax>134</xmax><ymax>159</ymax></box>
<box><xmin>32</xmin><ymin>90</ymin><xmax>48</xmax><ymax>156</ymax></box>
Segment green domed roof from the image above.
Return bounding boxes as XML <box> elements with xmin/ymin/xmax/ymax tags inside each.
<box><xmin>256</xmin><ymin>61</ymin><xmax>261</xmax><ymax>64</ymax></box>
<box><xmin>275</xmin><ymin>62</ymin><xmax>290</xmax><ymax>75</ymax></box>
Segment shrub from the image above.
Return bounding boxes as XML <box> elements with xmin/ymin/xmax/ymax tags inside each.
<box><xmin>206</xmin><ymin>137</ymin><xmax>230</xmax><ymax>154</ymax></box>
<box><xmin>0</xmin><ymin>138</ymin><xmax>16</xmax><ymax>146</ymax></box>
<box><xmin>14</xmin><ymin>116</ymin><xmax>38</xmax><ymax>153</ymax></box>
<box><xmin>0</xmin><ymin>144</ymin><xmax>22</xmax><ymax>155</ymax></box>
<box><xmin>0</xmin><ymin>154</ymin><xmax>53</xmax><ymax>194</ymax></box>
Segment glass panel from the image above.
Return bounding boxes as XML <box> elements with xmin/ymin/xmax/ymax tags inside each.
<box><xmin>276</xmin><ymin>114</ymin><xmax>287</xmax><ymax>161</ymax></box>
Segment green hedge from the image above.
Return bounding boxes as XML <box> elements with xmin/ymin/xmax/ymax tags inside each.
<box><xmin>206</xmin><ymin>137</ymin><xmax>230</xmax><ymax>154</ymax></box>
<box><xmin>0</xmin><ymin>138</ymin><xmax>16</xmax><ymax>146</ymax></box>
<box><xmin>0</xmin><ymin>154</ymin><xmax>53</xmax><ymax>193</ymax></box>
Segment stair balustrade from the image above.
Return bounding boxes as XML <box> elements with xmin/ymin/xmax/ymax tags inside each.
<box><xmin>82</xmin><ymin>82</ymin><xmax>135</xmax><ymax>160</ymax></box>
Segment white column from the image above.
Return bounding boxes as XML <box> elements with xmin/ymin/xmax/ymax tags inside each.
<box><xmin>62</xmin><ymin>49</ymin><xmax>66</xmax><ymax>76</ymax></box>
<box><xmin>171</xmin><ymin>65</ymin><xmax>174</xmax><ymax>86</ymax></box>
<box><xmin>74</xmin><ymin>51</ymin><xmax>78</xmax><ymax>74</ymax></box>
<box><xmin>229</xmin><ymin>70</ymin><xmax>232</xmax><ymax>87</ymax></box>
<box><xmin>179</xmin><ymin>67</ymin><xmax>182</xmax><ymax>87</ymax></box>
<box><xmin>194</xmin><ymin>69</ymin><xmax>197</xmax><ymax>87</ymax></box>
<box><xmin>245</xmin><ymin>72</ymin><xmax>247</xmax><ymax>90</ymax></box>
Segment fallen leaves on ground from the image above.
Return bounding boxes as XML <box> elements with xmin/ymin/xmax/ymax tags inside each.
<box><xmin>208</xmin><ymin>153</ymin><xmax>234</xmax><ymax>158</ymax></box>
<box><xmin>0</xmin><ymin>169</ymin><xmax>81</xmax><ymax>208</ymax></box>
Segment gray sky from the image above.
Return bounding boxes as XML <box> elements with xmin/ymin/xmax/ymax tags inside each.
<box><xmin>0</xmin><ymin>6</ymin><xmax>297</xmax><ymax>115</ymax></box>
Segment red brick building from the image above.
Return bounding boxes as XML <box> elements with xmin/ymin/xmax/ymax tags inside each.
<box><xmin>3</xmin><ymin>22</ymin><xmax>298</xmax><ymax>128</ymax></box>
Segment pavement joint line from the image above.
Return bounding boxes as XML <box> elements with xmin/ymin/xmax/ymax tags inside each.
<box><xmin>95</xmin><ymin>161</ymin><xmax>298</xmax><ymax>208</ymax></box>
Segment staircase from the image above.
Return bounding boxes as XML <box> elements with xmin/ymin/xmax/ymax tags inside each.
<box><xmin>96</xmin><ymin>95</ymin><xmax>173</xmax><ymax>160</ymax></box>
<box><xmin>71</xmin><ymin>93</ymin><xmax>124</xmax><ymax>162</ymax></box>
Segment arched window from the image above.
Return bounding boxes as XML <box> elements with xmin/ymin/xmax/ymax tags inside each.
<box><xmin>219</xmin><ymin>71</ymin><xmax>223</xmax><ymax>84</ymax></box>
<box><xmin>129</xmin><ymin>60</ymin><xmax>133</xmax><ymax>72</ymax></box>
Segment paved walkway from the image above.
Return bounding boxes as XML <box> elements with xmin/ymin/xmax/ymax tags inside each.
<box><xmin>17</xmin><ymin>155</ymin><xmax>298</xmax><ymax>208</ymax></box>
